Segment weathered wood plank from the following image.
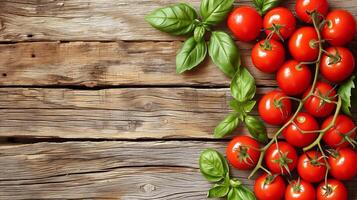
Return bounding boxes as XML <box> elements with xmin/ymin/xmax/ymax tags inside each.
<box><xmin>0</xmin><ymin>41</ymin><xmax>275</xmax><ymax>87</ymax></box>
<box><xmin>0</xmin><ymin>87</ymin><xmax>355</xmax><ymax>140</ymax></box>
<box><xmin>0</xmin><ymin>0</ymin><xmax>356</xmax><ymax>41</ymax></box>
<box><xmin>0</xmin><ymin>141</ymin><xmax>356</xmax><ymax>199</ymax></box>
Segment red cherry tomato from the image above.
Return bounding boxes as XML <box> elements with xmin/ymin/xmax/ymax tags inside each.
<box><xmin>265</xmin><ymin>141</ymin><xmax>298</xmax><ymax>174</ymax></box>
<box><xmin>297</xmin><ymin>151</ymin><xmax>327</xmax><ymax>183</ymax></box>
<box><xmin>285</xmin><ymin>179</ymin><xmax>316</xmax><ymax>200</ymax></box>
<box><xmin>328</xmin><ymin>147</ymin><xmax>357</xmax><ymax>180</ymax></box>
<box><xmin>316</xmin><ymin>179</ymin><xmax>348</xmax><ymax>200</ymax></box>
<box><xmin>252</xmin><ymin>39</ymin><xmax>286</xmax><ymax>73</ymax></box>
<box><xmin>227</xmin><ymin>6</ymin><xmax>262</xmax><ymax>42</ymax></box>
<box><xmin>263</xmin><ymin>7</ymin><xmax>296</xmax><ymax>40</ymax></box>
<box><xmin>226</xmin><ymin>136</ymin><xmax>261</xmax><ymax>170</ymax></box>
<box><xmin>276</xmin><ymin>60</ymin><xmax>312</xmax><ymax>95</ymax></box>
<box><xmin>322</xmin><ymin>10</ymin><xmax>357</xmax><ymax>46</ymax></box>
<box><xmin>254</xmin><ymin>173</ymin><xmax>286</xmax><ymax>200</ymax></box>
<box><xmin>295</xmin><ymin>0</ymin><xmax>329</xmax><ymax>23</ymax></box>
<box><xmin>303</xmin><ymin>81</ymin><xmax>336</xmax><ymax>118</ymax></box>
<box><xmin>320</xmin><ymin>47</ymin><xmax>355</xmax><ymax>83</ymax></box>
<box><xmin>259</xmin><ymin>90</ymin><xmax>292</xmax><ymax>125</ymax></box>
<box><xmin>289</xmin><ymin>27</ymin><xmax>319</xmax><ymax>62</ymax></box>
<box><xmin>322</xmin><ymin>114</ymin><xmax>356</xmax><ymax>148</ymax></box>
<box><xmin>282</xmin><ymin>112</ymin><xmax>319</xmax><ymax>147</ymax></box>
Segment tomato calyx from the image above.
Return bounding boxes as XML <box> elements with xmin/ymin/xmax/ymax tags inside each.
<box><xmin>235</xmin><ymin>146</ymin><xmax>255</xmax><ymax>166</ymax></box>
<box><xmin>322</xmin><ymin>184</ymin><xmax>336</xmax><ymax>197</ymax></box>
<box><xmin>326</xmin><ymin>148</ymin><xmax>340</xmax><ymax>159</ymax></box>
<box><xmin>336</xmin><ymin>127</ymin><xmax>357</xmax><ymax>147</ymax></box>
<box><xmin>266</xmin><ymin>23</ymin><xmax>285</xmax><ymax>42</ymax></box>
<box><xmin>272</xmin><ymin>151</ymin><xmax>293</xmax><ymax>174</ymax></box>
<box><xmin>324</xmin><ymin>48</ymin><xmax>342</xmax><ymax>65</ymax></box>
<box><xmin>305</xmin><ymin>151</ymin><xmax>325</xmax><ymax>167</ymax></box>
<box><xmin>290</xmin><ymin>178</ymin><xmax>303</xmax><ymax>193</ymax></box>
<box><xmin>263</xmin><ymin>174</ymin><xmax>278</xmax><ymax>185</ymax></box>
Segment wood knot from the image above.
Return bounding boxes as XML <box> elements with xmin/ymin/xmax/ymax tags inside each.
<box><xmin>140</xmin><ymin>183</ymin><xmax>156</xmax><ymax>193</ymax></box>
<box><xmin>144</xmin><ymin>102</ymin><xmax>153</xmax><ymax>111</ymax></box>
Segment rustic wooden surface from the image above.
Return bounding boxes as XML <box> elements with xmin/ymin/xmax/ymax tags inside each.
<box><xmin>0</xmin><ymin>0</ymin><xmax>356</xmax><ymax>199</ymax></box>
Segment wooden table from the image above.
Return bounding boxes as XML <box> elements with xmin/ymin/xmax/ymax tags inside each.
<box><xmin>0</xmin><ymin>0</ymin><xmax>356</xmax><ymax>199</ymax></box>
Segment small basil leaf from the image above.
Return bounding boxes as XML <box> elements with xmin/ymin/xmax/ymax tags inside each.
<box><xmin>244</xmin><ymin>115</ymin><xmax>268</xmax><ymax>143</ymax></box>
<box><xmin>176</xmin><ymin>37</ymin><xmax>207</xmax><ymax>73</ymax></box>
<box><xmin>208</xmin><ymin>31</ymin><xmax>240</xmax><ymax>78</ymax></box>
<box><xmin>338</xmin><ymin>75</ymin><xmax>355</xmax><ymax>116</ymax></box>
<box><xmin>145</xmin><ymin>3</ymin><xmax>197</xmax><ymax>35</ymax></box>
<box><xmin>229</xmin><ymin>100</ymin><xmax>256</xmax><ymax>114</ymax></box>
<box><xmin>236</xmin><ymin>185</ymin><xmax>256</xmax><ymax>200</ymax></box>
<box><xmin>200</xmin><ymin>0</ymin><xmax>234</xmax><ymax>26</ymax></box>
<box><xmin>214</xmin><ymin>113</ymin><xmax>239</xmax><ymax>138</ymax></box>
<box><xmin>194</xmin><ymin>26</ymin><xmax>206</xmax><ymax>42</ymax></box>
<box><xmin>207</xmin><ymin>184</ymin><xmax>230</xmax><ymax>198</ymax></box>
<box><xmin>199</xmin><ymin>149</ymin><xmax>227</xmax><ymax>182</ymax></box>
<box><xmin>231</xmin><ymin>68</ymin><xmax>256</xmax><ymax>103</ymax></box>
<box><xmin>253</xmin><ymin>0</ymin><xmax>282</xmax><ymax>15</ymax></box>
<box><xmin>227</xmin><ymin>187</ymin><xmax>240</xmax><ymax>200</ymax></box>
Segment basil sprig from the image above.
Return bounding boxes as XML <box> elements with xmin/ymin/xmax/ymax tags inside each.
<box><xmin>199</xmin><ymin>149</ymin><xmax>256</xmax><ymax>200</ymax></box>
<box><xmin>146</xmin><ymin>0</ymin><xmax>237</xmax><ymax>75</ymax></box>
<box><xmin>253</xmin><ymin>0</ymin><xmax>283</xmax><ymax>15</ymax></box>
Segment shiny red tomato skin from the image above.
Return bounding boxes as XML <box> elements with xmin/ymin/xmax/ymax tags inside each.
<box><xmin>295</xmin><ymin>0</ymin><xmax>329</xmax><ymax>23</ymax></box>
<box><xmin>298</xmin><ymin>151</ymin><xmax>327</xmax><ymax>183</ymax></box>
<box><xmin>263</xmin><ymin>7</ymin><xmax>297</xmax><ymax>40</ymax></box>
<box><xmin>322</xmin><ymin>10</ymin><xmax>357</xmax><ymax>46</ymax></box>
<box><xmin>316</xmin><ymin>179</ymin><xmax>348</xmax><ymax>200</ymax></box>
<box><xmin>303</xmin><ymin>81</ymin><xmax>336</xmax><ymax>118</ymax></box>
<box><xmin>226</xmin><ymin>136</ymin><xmax>261</xmax><ymax>170</ymax></box>
<box><xmin>282</xmin><ymin>112</ymin><xmax>319</xmax><ymax>147</ymax></box>
<box><xmin>320</xmin><ymin>47</ymin><xmax>355</xmax><ymax>83</ymax></box>
<box><xmin>322</xmin><ymin>115</ymin><xmax>356</xmax><ymax>148</ymax></box>
<box><xmin>265</xmin><ymin>141</ymin><xmax>298</xmax><ymax>174</ymax></box>
<box><xmin>328</xmin><ymin>147</ymin><xmax>357</xmax><ymax>180</ymax></box>
<box><xmin>289</xmin><ymin>27</ymin><xmax>319</xmax><ymax>62</ymax></box>
<box><xmin>227</xmin><ymin>6</ymin><xmax>262</xmax><ymax>42</ymax></box>
<box><xmin>285</xmin><ymin>179</ymin><xmax>316</xmax><ymax>200</ymax></box>
<box><xmin>276</xmin><ymin>60</ymin><xmax>312</xmax><ymax>95</ymax></box>
<box><xmin>259</xmin><ymin>90</ymin><xmax>292</xmax><ymax>125</ymax></box>
<box><xmin>254</xmin><ymin>173</ymin><xmax>286</xmax><ymax>200</ymax></box>
<box><xmin>252</xmin><ymin>39</ymin><xmax>286</xmax><ymax>73</ymax></box>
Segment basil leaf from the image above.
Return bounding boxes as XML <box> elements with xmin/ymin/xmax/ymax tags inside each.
<box><xmin>176</xmin><ymin>37</ymin><xmax>207</xmax><ymax>73</ymax></box>
<box><xmin>236</xmin><ymin>185</ymin><xmax>256</xmax><ymax>200</ymax></box>
<box><xmin>145</xmin><ymin>3</ymin><xmax>197</xmax><ymax>35</ymax></box>
<box><xmin>230</xmin><ymin>100</ymin><xmax>256</xmax><ymax>114</ymax></box>
<box><xmin>244</xmin><ymin>115</ymin><xmax>268</xmax><ymax>144</ymax></box>
<box><xmin>194</xmin><ymin>26</ymin><xmax>206</xmax><ymax>42</ymax></box>
<box><xmin>338</xmin><ymin>75</ymin><xmax>355</xmax><ymax>116</ymax></box>
<box><xmin>214</xmin><ymin>113</ymin><xmax>239</xmax><ymax>138</ymax></box>
<box><xmin>253</xmin><ymin>0</ymin><xmax>282</xmax><ymax>15</ymax></box>
<box><xmin>199</xmin><ymin>149</ymin><xmax>227</xmax><ymax>182</ymax></box>
<box><xmin>227</xmin><ymin>187</ymin><xmax>240</xmax><ymax>200</ymax></box>
<box><xmin>200</xmin><ymin>0</ymin><xmax>234</xmax><ymax>26</ymax></box>
<box><xmin>208</xmin><ymin>31</ymin><xmax>240</xmax><ymax>78</ymax></box>
<box><xmin>231</xmin><ymin>68</ymin><xmax>256</xmax><ymax>103</ymax></box>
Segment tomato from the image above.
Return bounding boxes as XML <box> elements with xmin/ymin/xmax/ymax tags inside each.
<box><xmin>259</xmin><ymin>90</ymin><xmax>292</xmax><ymax>125</ymax></box>
<box><xmin>322</xmin><ymin>10</ymin><xmax>357</xmax><ymax>46</ymax></box>
<box><xmin>227</xmin><ymin>6</ymin><xmax>262</xmax><ymax>42</ymax></box>
<box><xmin>265</xmin><ymin>141</ymin><xmax>298</xmax><ymax>174</ymax></box>
<box><xmin>303</xmin><ymin>81</ymin><xmax>336</xmax><ymax>118</ymax></box>
<box><xmin>295</xmin><ymin>0</ymin><xmax>329</xmax><ymax>23</ymax></box>
<box><xmin>226</xmin><ymin>136</ymin><xmax>261</xmax><ymax>170</ymax></box>
<box><xmin>285</xmin><ymin>179</ymin><xmax>316</xmax><ymax>200</ymax></box>
<box><xmin>328</xmin><ymin>147</ymin><xmax>357</xmax><ymax>180</ymax></box>
<box><xmin>254</xmin><ymin>173</ymin><xmax>286</xmax><ymax>200</ymax></box>
<box><xmin>320</xmin><ymin>47</ymin><xmax>355</xmax><ymax>83</ymax></box>
<box><xmin>276</xmin><ymin>60</ymin><xmax>312</xmax><ymax>96</ymax></box>
<box><xmin>251</xmin><ymin>39</ymin><xmax>286</xmax><ymax>73</ymax></box>
<box><xmin>289</xmin><ymin>27</ymin><xmax>319</xmax><ymax>62</ymax></box>
<box><xmin>297</xmin><ymin>151</ymin><xmax>327</xmax><ymax>183</ymax></box>
<box><xmin>322</xmin><ymin>115</ymin><xmax>356</xmax><ymax>148</ymax></box>
<box><xmin>282</xmin><ymin>112</ymin><xmax>319</xmax><ymax>147</ymax></box>
<box><xmin>263</xmin><ymin>7</ymin><xmax>296</xmax><ymax>40</ymax></box>
<box><xmin>316</xmin><ymin>179</ymin><xmax>348</xmax><ymax>200</ymax></box>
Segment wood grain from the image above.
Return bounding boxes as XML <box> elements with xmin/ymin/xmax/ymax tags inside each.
<box><xmin>0</xmin><ymin>141</ymin><xmax>356</xmax><ymax>200</ymax></box>
<box><xmin>0</xmin><ymin>0</ymin><xmax>356</xmax><ymax>41</ymax></box>
<box><xmin>0</xmin><ymin>87</ymin><xmax>355</xmax><ymax>140</ymax></box>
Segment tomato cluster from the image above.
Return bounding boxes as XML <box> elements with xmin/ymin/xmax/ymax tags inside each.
<box><xmin>226</xmin><ymin>1</ymin><xmax>356</xmax><ymax>199</ymax></box>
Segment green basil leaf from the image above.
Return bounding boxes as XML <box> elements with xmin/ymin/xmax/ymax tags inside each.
<box><xmin>176</xmin><ymin>37</ymin><xmax>207</xmax><ymax>74</ymax></box>
<box><xmin>236</xmin><ymin>185</ymin><xmax>256</xmax><ymax>200</ymax></box>
<box><xmin>145</xmin><ymin>3</ymin><xmax>198</xmax><ymax>35</ymax></box>
<box><xmin>338</xmin><ymin>75</ymin><xmax>355</xmax><ymax>116</ymax></box>
<box><xmin>227</xmin><ymin>187</ymin><xmax>240</xmax><ymax>200</ymax></box>
<box><xmin>253</xmin><ymin>0</ymin><xmax>282</xmax><ymax>15</ymax></box>
<box><xmin>199</xmin><ymin>149</ymin><xmax>227</xmax><ymax>182</ymax></box>
<box><xmin>244</xmin><ymin>115</ymin><xmax>268</xmax><ymax>143</ymax></box>
<box><xmin>230</xmin><ymin>100</ymin><xmax>256</xmax><ymax>114</ymax></box>
<box><xmin>231</xmin><ymin>68</ymin><xmax>256</xmax><ymax>103</ymax></box>
<box><xmin>207</xmin><ymin>183</ymin><xmax>230</xmax><ymax>198</ymax></box>
<box><xmin>214</xmin><ymin>113</ymin><xmax>239</xmax><ymax>138</ymax></box>
<box><xmin>208</xmin><ymin>31</ymin><xmax>240</xmax><ymax>78</ymax></box>
<box><xmin>194</xmin><ymin>26</ymin><xmax>206</xmax><ymax>42</ymax></box>
<box><xmin>200</xmin><ymin>0</ymin><xmax>234</xmax><ymax>26</ymax></box>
